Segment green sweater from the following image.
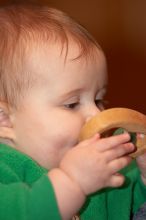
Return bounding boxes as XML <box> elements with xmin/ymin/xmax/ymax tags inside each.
<box><xmin>0</xmin><ymin>143</ymin><xmax>146</xmax><ymax>220</ymax></box>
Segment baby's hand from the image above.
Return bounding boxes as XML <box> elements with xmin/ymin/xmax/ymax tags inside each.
<box><xmin>59</xmin><ymin>133</ymin><xmax>134</xmax><ymax>195</ymax></box>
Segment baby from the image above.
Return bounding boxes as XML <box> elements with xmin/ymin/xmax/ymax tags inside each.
<box><xmin>0</xmin><ymin>4</ymin><xmax>146</xmax><ymax>220</ymax></box>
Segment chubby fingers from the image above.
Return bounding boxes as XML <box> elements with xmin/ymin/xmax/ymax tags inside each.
<box><xmin>104</xmin><ymin>142</ymin><xmax>135</xmax><ymax>162</ymax></box>
<box><xmin>80</xmin><ymin>132</ymin><xmax>135</xmax><ymax>158</ymax></box>
<box><xmin>81</xmin><ymin>132</ymin><xmax>130</xmax><ymax>147</ymax></box>
<box><xmin>104</xmin><ymin>155</ymin><xmax>132</xmax><ymax>188</ymax></box>
<box><xmin>106</xmin><ymin>173</ymin><xmax>125</xmax><ymax>187</ymax></box>
<box><xmin>96</xmin><ymin>133</ymin><xmax>135</xmax><ymax>162</ymax></box>
<box><xmin>96</xmin><ymin>133</ymin><xmax>131</xmax><ymax>151</ymax></box>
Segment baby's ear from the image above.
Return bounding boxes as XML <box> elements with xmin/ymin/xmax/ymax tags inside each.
<box><xmin>0</xmin><ymin>102</ymin><xmax>15</xmax><ymax>140</ymax></box>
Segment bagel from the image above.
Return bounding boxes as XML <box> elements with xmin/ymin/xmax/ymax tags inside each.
<box><xmin>79</xmin><ymin>108</ymin><xmax>146</xmax><ymax>158</ymax></box>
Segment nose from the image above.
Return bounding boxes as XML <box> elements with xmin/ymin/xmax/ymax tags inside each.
<box><xmin>84</xmin><ymin>104</ymin><xmax>101</xmax><ymax>123</ymax></box>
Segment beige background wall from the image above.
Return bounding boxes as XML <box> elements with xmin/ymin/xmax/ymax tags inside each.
<box><xmin>1</xmin><ymin>0</ymin><xmax>146</xmax><ymax>113</ymax></box>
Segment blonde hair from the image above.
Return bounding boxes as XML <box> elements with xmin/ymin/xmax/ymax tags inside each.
<box><xmin>0</xmin><ymin>4</ymin><xmax>101</xmax><ymax>108</ymax></box>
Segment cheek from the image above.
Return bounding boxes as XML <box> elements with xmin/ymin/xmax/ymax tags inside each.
<box><xmin>35</xmin><ymin>116</ymin><xmax>84</xmax><ymax>168</ymax></box>
<box><xmin>13</xmin><ymin>109</ymin><xmax>84</xmax><ymax>168</ymax></box>
<box><xmin>48</xmin><ymin>115</ymin><xmax>83</xmax><ymax>146</ymax></box>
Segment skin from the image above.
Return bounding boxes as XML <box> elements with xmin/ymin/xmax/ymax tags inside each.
<box><xmin>0</xmin><ymin>41</ymin><xmax>144</xmax><ymax>219</ymax></box>
<box><xmin>10</xmin><ymin>42</ymin><xmax>108</xmax><ymax>169</ymax></box>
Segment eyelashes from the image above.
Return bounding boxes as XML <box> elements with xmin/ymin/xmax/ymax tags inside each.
<box><xmin>64</xmin><ymin>102</ymin><xmax>79</xmax><ymax>109</ymax></box>
<box><xmin>64</xmin><ymin>99</ymin><xmax>109</xmax><ymax>110</ymax></box>
<box><xmin>95</xmin><ymin>99</ymin><xmax>109</xmax><ymax>110</ymax></box>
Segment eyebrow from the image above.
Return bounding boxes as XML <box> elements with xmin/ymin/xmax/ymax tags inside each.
<box><xmin>59</xmin><ymin>88</ymin><xmax>84</xmax><ymax>100</ymax></box>
<box><xmin>59</xmin><ymin>84</ymin><xmax>107</xmax><ymax>100</ymax></box>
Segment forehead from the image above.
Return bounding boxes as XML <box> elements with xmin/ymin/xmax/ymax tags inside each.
<box><xmin>15</xmin><ymin>40</ymin><xmax>108</xmax><ymax>111</ymax></box>
<box><xmin>26</xmin><ymin>39</ymin><xmax>105</xmax><ymax>70</ymax></box>
<box><xmin>24</xmin><ymin>40</ymin><xmax>107</xmax><ymax>91</ymax></box>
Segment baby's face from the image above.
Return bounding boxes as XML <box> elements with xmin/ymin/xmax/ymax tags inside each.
<box><xmin>11</xmin><ymin>42</ymin><xmax>107</xmax><ymax>169</ymax></box>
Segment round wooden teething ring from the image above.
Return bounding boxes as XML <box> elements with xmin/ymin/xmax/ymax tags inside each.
<box><xmin>79</xmin><ymin>108</ymin><xmax>146</xmax><ymax>158</ymax></box>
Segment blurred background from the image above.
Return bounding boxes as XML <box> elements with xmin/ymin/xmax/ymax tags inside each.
<box><xmin>0</xmin><ymin>0</ymin><xmax>146</xmax><ymax>113</ymax></box>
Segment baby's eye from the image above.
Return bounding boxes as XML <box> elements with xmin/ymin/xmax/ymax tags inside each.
<box><xmin>95</xmin><ymin>99</ymin><xmax>108</xmax><ymax>110</ymax></box>
<box><xmin>64</xmin><ymin>102</ymin><xmax>79</xmax><ymax>109</ymax></box>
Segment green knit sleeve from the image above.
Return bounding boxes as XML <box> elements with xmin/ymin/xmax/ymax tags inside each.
<box><xmin>0</xmin><ymin>143</ymin><xmax>62</xmax><ymax>220</ymax></box>
<box><xmin>0</xmin><ymin>174</ymin><xmax>61</xmax><ymax>220</ymax></box>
